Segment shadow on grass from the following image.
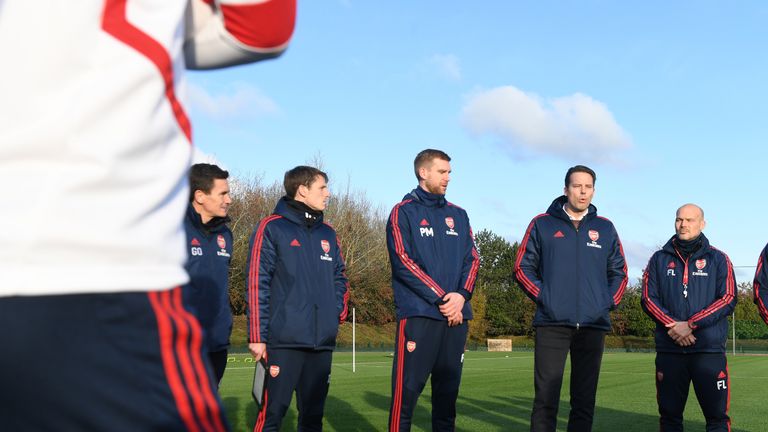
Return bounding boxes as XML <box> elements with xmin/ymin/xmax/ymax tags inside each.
<box><xmin>363</xmin><ymin>390</ymin><xmax>433</xmax><ymax>430</ymax></box>
<box><xmin>225</xmin><ymin>386</ymin><xmax>746</xmax><ymax>431</ymax></box>
<box><xmin>324</xmin><ymin>395</ymin><xmax>381</xmax><ymax>431</ymax></box>
<box><xmin>456</xmin><ymin>394</ymin><xmax>746</xmax><ymax>432</ymax></box>
<box><xmin>356</xmin><ymin>391</ymin><xmax>746</xmax><ymax>432</ymax></box>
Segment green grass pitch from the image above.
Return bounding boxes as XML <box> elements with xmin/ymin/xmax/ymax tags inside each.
<box><xmin>218</xmin><ymin>351</ymin><xmax>768</xmax><ymax>431</ymax></box>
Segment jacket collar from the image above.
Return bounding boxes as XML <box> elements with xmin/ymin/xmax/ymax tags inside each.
<box><xmin>186</xmin><ymin>204</ymin><xmax>230</xmax><ymax>234</ymax></box>
<box><xmin>273</xmin><ymin>196</ymin><xmax>325</xmax><ymax>228</ymax></box>
<box><xmin>404</xmin><ymin>186</ymin><xmax>447</xmax><ymax>208</ymax></box>
<box><xmin>546</xmin><ymin>195</ymin><xmax>597</xmax><ymax>223</ymax></box>
<box><xmin>662</xmin><ymin>233</ymin><xmax>711</xmax><ymax>260</ymax></box>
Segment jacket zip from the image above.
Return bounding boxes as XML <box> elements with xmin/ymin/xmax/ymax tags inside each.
<box><xmin>673</xmin><ymin>248</ymin><xmax>691</xmax><ymax>315</ymax></box>
<box><xmin>573</xmin><ymin>220</ymin><xmax>581</xmax><ymax>330</ymax></box>
<box><xmin>306</xmin><ymin>223</ymin><xmax>321</xmax><ymax>349</ymax></box>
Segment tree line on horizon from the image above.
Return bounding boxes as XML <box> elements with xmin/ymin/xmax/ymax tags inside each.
<box><xmin>223</xmin><ymin>174</ymin><xmax>768</xmax><ymax>341</ymax></box>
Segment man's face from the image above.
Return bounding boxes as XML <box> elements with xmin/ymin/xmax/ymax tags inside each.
<box><xmin>675</xmin><ymin>205</ymin><xmax>706</xmax><ymax>241</ymax></box>
<box><xmin>299</xmin><ymin>175</ymin><xmax>330</xmax><ymax>211</ymax></box>
<box><xmin>419</xmin><ymin>158</ymin><xmax>451</xmax><ymax>195</ymax></box>
<box><xmin>563</xmin><ymin>171</ymin><xmax>595</xmax><ymax>213</ymax></box>
<box><xmin>196</xmin><ymin>178</ymin><xmax>231</xmax><ymax>222</ymax></box>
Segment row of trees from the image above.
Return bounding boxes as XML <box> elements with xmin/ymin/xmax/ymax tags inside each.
<box><xmin>224</xmin><ymin>174</ymin><xmax>768</xmax><ymax>340</ymax></box>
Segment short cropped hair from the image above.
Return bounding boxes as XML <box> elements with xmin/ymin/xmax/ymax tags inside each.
<box><xmin>284</xmin><ymin>166</ymin><xmax>328</xmax><ymax>198</ymax></box>
<box><xmin>564</xmin><ymin>165</ymin><xmax>596</xmax><ymax>187</ymax></box>
<box><xmin>413</xmin><ymin>149</ymin><xmax>451</xmax><ymax>181</ymax></box>
<box><xmin>189</xmin><ymin>163</ymin><xmax>229</xmax><ymax>202</ymax></box>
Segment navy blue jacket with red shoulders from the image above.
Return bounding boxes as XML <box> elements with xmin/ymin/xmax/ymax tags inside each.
<box><xmin>246</xmin><ymin>198</ymin><xmax>350</xmax><ymax>350</ymax></box>
<box><xmin>385</xmin><ymin>187</ymin><xmax>480</xmax><ymax>321</ymax></box>
<box><xmin>514</xmin><ymin>196</ymin><xmax>628</xmax><ymax>331</ymax></box>
<box><xmin>641</xmin><ymin>234</ymin><xmax>736</xmax><ymax>353</ymax></box>
<box><xmin>754</xmin><ymin>243</ymin><xmax>768</xmax><ymax>324</ymax></box>
<box><xmin>183</xmin><ymin>205</ymin><xmax>233</xmax><ymax>353</ymax></box>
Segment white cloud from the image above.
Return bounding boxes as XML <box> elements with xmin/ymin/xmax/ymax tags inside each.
<box><xmin>621</xmin><ymin>239</ymin><xmax>657</xmax><ymax>280</ymax></box>
<box><xmin>191</xmin><ymin>147</ymin><xmax>227</xmax><ymax>170</ymax></box>
<box><xmin>186</xmin><ymin>82</ymin><xmax>279</xmax><ymax>119</ymax></box>
<box><xmin>461</xmin><ymin>86</ymin><xmax>632</xmax><ymax>162</ymax></box>
<box><xmin>428</xmin><ymin>54</ymin><xmax>462</xmax><ymax>82</ymax></box>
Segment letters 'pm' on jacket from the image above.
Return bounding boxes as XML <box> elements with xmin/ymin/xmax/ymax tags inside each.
<box><xmin>386</xmin><ymin>187</ymin><xmax>480</xmax><ymax>321</ymax></box>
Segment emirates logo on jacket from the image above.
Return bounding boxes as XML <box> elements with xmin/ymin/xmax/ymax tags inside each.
<box><xmin>445</xmin><ymin>217</ymin><xmax>458</xmax><ymax>236</ymax></box>
<box><xmin>320</xmin><ymin>239</ymin><xmax>333</xmax><ymax>262</ymax></box>
<box><xmin>693</xmin><ymin>258</ymin><xmax>708</xmax><ymax>277</ymax></box>
<box><xmin>216</xmin><ymin>234</ymin><xmax>230</xmax><ymax>257</ymax></box>
<box><xmin>586</xmin><ymin>230</ymin><xmax>602</xmax><ymax>249</ymax></box>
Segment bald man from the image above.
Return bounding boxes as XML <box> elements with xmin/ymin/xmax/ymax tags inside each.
<box><xmin>641</xmin><ymin>204</ymin><xmax>736</xmax><ymax>432</ymax></box>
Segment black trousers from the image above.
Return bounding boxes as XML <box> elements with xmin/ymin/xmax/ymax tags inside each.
<box><xmin>209</xmin><ymin>349</ymin><xmax>229</xmax><ymax>388</ymax></box>
<box><xmin>0</xmin><ymin>288</ymin><xmax>229</xmax><ymax>432</ymax></box>
<box><xmin>531</xmin><ymin>326</ymin><xmax>606</xmax><ymax>432</ymax></box>
<box><xmin>655</xmin><ymin>352</ymin><xmax>731</xmax><ymax>431</ymax></box>
<box><xmin>253</xmin><ymin>348</ymin><xmax>333</xmax><ymax>432</ymax></box>
<box><xmin>389</xmin><ymin>317</ymin><xmax>468</xmax><ymax>432</ymax></box>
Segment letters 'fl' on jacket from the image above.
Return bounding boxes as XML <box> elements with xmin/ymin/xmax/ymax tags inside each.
<box><xmin>386</xmin><ymin>187</ymin><xmax>480</xmax><ymax>321</ymax></box>
<box><xmin>753</xmin><ymin>243</ymin><xmax>768</xmax><ymax>324</ymax></box>
<box><xmin>246</xmin><ymin>198</ymin><xmax>350</xmax><ymax>350</ymax></box>
<box><xmin>642</xmin><ymin>234</ymin><xmax>736</xmax><ymax>353</ymax></box>
<box><xmin>514</xmin><ymin>196</ymin><xmax>628</xmax><ymax>331</ymax></box>
<box><xmin>182</xmin><ymin>205</ymin><xmax>233</xmax><ymax>352</ymax></box>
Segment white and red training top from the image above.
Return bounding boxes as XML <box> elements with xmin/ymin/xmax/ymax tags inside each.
<box><xmin>0</xmin><ymin>0</ymin><xmax>295</xmax><ymax>296</ymax></box>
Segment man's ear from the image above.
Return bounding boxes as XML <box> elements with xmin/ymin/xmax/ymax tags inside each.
<box><xmin>418</xmin><ymin>166</ymin><xmax>428</xmax><ymax>181</ymax></box>
<box><xmin>296</xmin><ymin>184</ymin><xmax>308</xmax><ymax>199</ymax></box>
<box><xmin>193</xmin><ymin>189</ymin><xmax>206</xmax><ymax>204</ymax></box>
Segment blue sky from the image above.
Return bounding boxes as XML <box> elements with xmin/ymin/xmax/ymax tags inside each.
<box><xmin>187</xmin><ymin>1</ymin><xmax>767</xmax><ymax>283</ymax></box>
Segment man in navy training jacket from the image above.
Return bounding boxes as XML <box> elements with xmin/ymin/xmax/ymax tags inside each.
<box><xmin>184</xmin><ymin>163</ymin><xmax>234</xmax><ymax>387</ymax></box>
<box><xmin>642</xmin><ymin>204</ymin><xmax>736</xmax><ymax>432</ymax></box>
<box><xmin>753</xmin><ymin>242</ymin><xmax>768</xmax><ymax>325</ymax></box>
<box><xmin>246</xmin><ymin>166</ymin><xmax>350</xmax><ymax>432</ymax></box>
<box><xmin>386</xmin><ymin>149</ymin><xmax>480</xmax><ymax>432</ymax></box>
<box><xmin>514</xmin><ymin>165</ymin><xmax>628</xmax><ymax>432</ymax></box>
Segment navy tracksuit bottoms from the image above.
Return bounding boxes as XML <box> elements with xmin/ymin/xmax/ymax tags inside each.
<box><xmin>0</xmin><ymin>288</ymin><xmax>229</xmax><ymax>432</ymax></box>
<box><xmin>388</xmin><ymin>316</ymin><xmax>468</xmax><ymax>432</ymax></box>
<box><xmin>655</xmin><ymin>352</ymin><xmax>730</xmax><ymax>431</ymax></box>
<box><xmin>253</xmin><ymin>348</ymin><xmax>333</xmax><ymax>432</ymax></box>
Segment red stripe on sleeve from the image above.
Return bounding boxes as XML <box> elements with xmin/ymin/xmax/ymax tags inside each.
<box><xmin>332</xmin><ymin>233</ymin><xmax>351</xmax><ymax>322</ymax></box>
<box><xmin>219</xmin><ymin>0</ymin><xmax>296</xmax><ymax>49</ymax></box>
<box><xmin>614</xmin><ymin>239</ymin><xmax>629</xmax><ymax>305</ymax></box>
<box><xmin>513</xmin><ymin>216</ymin><xmax>544</xmax><ymax>298</ymax></box>
<box><xmin>463</xmin><ymin>227</ymin><xmax>480</xmax><ymax>293</ymax></box>
<box><xmin>389</xmin><ymin>201</ymin><xmax>446</xmax><ymax>297</ymax></box>
<box><xmin>755</xmin><ymin>257</ymin><xmax>768</xmax><ymax>322</ymax></box>
<box><xmin>248</xmin><ymin>215</ymin><xmax>282</xmax><ymax>343</ymax></box>
<box><xmin>101</xmin><ymin>0</ymin><xmax>192</xmax><ymax>142</ymax></box>
<box><xmin>642</xmin><ymin>270</ymin><xmax>675</xmax><ymax>326</ymax></box>
<box><xmin>688</xmin><ymin>249</ymin><xmax>735</xmax><ymax>324</ymax></box>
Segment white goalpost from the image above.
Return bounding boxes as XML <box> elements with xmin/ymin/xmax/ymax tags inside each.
<box><xmin>352</xmin><ymin>307</ymin><xmax>356</xmax><ymax>373</ymax></box>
